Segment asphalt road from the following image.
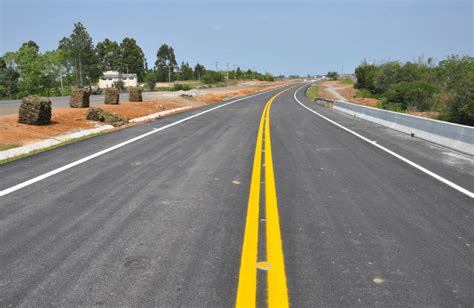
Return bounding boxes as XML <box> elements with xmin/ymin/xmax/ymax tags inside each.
<box><xmin>0</xmin><ymin>84</ymin><xmax>472</xmax><ymax>306</ymax></box>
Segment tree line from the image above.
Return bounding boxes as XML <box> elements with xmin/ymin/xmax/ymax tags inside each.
<box><xmin>353</xmin><ymin>56</ymin><xmax>474</xmax><ymax>125</ymax></box>
<box><xmin>0</xmin><ymin>22</ymin><xmax>274</xmax><ymax>99</ymax></box>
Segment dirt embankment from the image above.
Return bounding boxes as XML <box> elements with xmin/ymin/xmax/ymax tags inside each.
<box><xmin>0</xmin><ymin>83</ymin><xmax>282</xmax><ymax>147</ymax></box>
<box><xmin>318</xmin><ymin>80</ymin><xmax>380</xmax><ymax>107</ymax></box>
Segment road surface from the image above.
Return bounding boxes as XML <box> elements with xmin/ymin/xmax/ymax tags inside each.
<box><xmin>0</xmin><ymin>84</ymin><xmax>473</xmax><ymax>306</ymax></box>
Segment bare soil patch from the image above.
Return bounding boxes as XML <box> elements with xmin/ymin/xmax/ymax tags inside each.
<box><xmin>0</xmin><ymin>83</ymin><xmax>281</xmax><ymax>147</ymax></box>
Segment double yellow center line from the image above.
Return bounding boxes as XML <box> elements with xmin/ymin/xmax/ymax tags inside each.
<box><xmin>236</xmin><ymin>89</ymin><xmax>289</xmax><ymax>308</ymax></box>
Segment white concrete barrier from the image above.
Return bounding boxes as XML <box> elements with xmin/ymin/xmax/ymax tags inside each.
<box><xmin>316</xmin><ymin>98</ymin><xmax>474</xmax><ymax>155</ymax></box>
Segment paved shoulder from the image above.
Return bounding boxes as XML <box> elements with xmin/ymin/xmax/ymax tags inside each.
<box><xmin>269</xmin><ymin>86</ymin><xmax>473</xmax><ymax>306</ymax></box>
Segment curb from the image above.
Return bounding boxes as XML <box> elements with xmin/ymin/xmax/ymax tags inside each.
<box><xmin>0</xmin><ymin>106</ymin><xmax>193</xmax><ymax>160</ymax></box>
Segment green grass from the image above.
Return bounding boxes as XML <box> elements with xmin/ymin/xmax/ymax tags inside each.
<box><xmin>306</xmin><ymin>84</ymin><xmax>319</xmax><ymax>100</ymax></box>
<box><xmin>0</xmin><ymin>132</ymin><xmax>105</xmax><ymax>165</ymax></box>
<box><xmin>340</xmin><ymin>78</ymin><xmax>354</xmax><ymax>85</ymax></box>
<box><xmin>0</xmin><ymin>144</ymin><xmax>21</xmax><ymax>151</ymax></box>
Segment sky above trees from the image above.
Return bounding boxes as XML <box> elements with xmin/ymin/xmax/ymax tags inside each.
<box><xmin>1</xmin><ymin>0</ymin><xmax>472</xmax><ymax>76</ymax></box>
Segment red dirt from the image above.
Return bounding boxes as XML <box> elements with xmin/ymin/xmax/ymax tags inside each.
<box><xmin>0</xmin><ymin>84</ymin><xmax>281</xmax><ymax>147</ymax></box>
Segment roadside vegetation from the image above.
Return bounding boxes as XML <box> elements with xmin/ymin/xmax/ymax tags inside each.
<box><xmin>306</xmin><ymin>84</ymin><xmax>319</xmax><ymax>100</ymax></box>
<box><xmin>0</xmin><ymin>132</ymin><xmax>104</xmax><ymax>165</ymax></box>
<box><xmin>0</xmin><ymin>144</ymin><xmax>20</xmax><ymax>151</ymax></box>
<box><xmin>354</xmin><ymin>56</ymin><xmax>474</xmax><ymax>125</ymax></box>
<box><xmin>0</xmin><ymin>22</ymin><xmax>275</xmax><ymax>100</ymax></box>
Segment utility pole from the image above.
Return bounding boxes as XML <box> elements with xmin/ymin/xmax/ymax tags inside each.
<box><xmin>215</xmin><ymin>61</ymin><xmax>218</xmax><ymax>72</ymax></box>
<box><xmin>233</xmin><ymin>64</ymin><xmax>237</xmax><ymax>79</ymax></box>
<box><xmin>59</xmin><ymin>65</ymin><xmax>64</xmax><ymax>96</ymax></box>
<box><xmin>168</xmin><ymin>65</ymin><xmax>171</xmax><ymax>91</ymax></box>
<box><xmin>226</xmin><ymin>62</ymin><xmax>229</xmax><ymax>80</ymax></box>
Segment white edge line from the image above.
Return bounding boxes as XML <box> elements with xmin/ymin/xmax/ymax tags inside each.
<box><xmin>0</xmin><ymin>87</ymin><xmax>281</xmax><ymax>197</ymax></box>
<box><xmin>293</xmin><ymin>84</ymin><xmax>474</xmax><ymax>199</ymax></box>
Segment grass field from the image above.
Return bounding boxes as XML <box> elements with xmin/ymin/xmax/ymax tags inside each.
<box><xmin>306</xmin><ymin>84</ymin><xmax>319</xmax><ymax>100</ymax></box>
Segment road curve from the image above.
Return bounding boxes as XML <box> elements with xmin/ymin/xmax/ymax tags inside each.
<box><xmin>0</xmin><ymin>84</ymin><xmax>472</xmax><ymax>306</ymax></box>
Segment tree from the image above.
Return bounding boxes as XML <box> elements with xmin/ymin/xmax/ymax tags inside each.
<box><xmin>180</xmin><ymin>62</ymin><xmax>193</xmax><ymax>80</ymax></box>
<box><xmin>0</xmin><ymin>56</ymin><xmax>19</xmax><ymax>98</ymax></box>
<box><xmin>41</xmin><ymin>49</ymin><xmax>66</xmax><ymax>96</ymax></box>
<box><xmin>194</xmin><ymin>63</ymin><xmax>205</xmax><ymax>80</ymax></box>
<box><xmin>235</xmin><ymin>66</ymin><xmax>243</xmax><ymax>79</ymax></box>
<box><xmin>354</xmin><ymin>63</ymin><xmax>379</xmax><ymax>91</ymax></box>
<box><xmin>144</xmin><ymin>70</ymin><xmax>157</xmax><ymax>90</ymax></box>
<box><xmin>384</xmin><ymin>80</ymin><xmax>439</xmax><ymax>111</ymax></box>
<box><xmin>59</xmin><ymin>22</ymin><xmax>100</xmax><ymax>87</ymax></box>
<box><xmin>113</xmin><ymin>79</ymin><xmax>125</xmax><ymax>91</ymax></box>
<box><xmin>202</xmin><ymin>71</ymin><xmax>224</xmax><ymax>84</ymax></box>
<box><xmin>21</xmin><ymin>40</ymin><xmax>39</xmax><ymax>52</ymax></box>
<box><xmin>96</xmin><ymin>39</ymin><xmax>121</xmax><ymax>72</ymax></box>
<box><xmin>120</xmin><ymin>38</ymin><xmax>147</xmax><ymax>82</ymax></box>
<box><xmin>15</xmin><ymin>43</ymin><xmax>44</xmax><ymax>96</ymax></box>
<box><xmin>154</xmin><ymin>44</ymin><xmax>177</xmax><ymax>82</ymax></box>
<box><xmin>326</xmin><ymin>71</ymin><xmax>339</xmax><ymax>80</ymax></box>
<box><xmin>436</xmin><ymin>55</ymin><xmax>474</xmax><ymax>125</ymax></box>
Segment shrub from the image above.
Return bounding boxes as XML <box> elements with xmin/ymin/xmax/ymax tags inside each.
<box><xmin>354</xmin><ymin>63</ymin><xmax>380</xmax><ymax>92</ymax></box>
<box><xmin>383</xmin><ymin>80</ymin><xmax>439</xmax><ymax>111</ymax></box>
<box><xmin>172</xmin><ymin>83</ymin><xmax>192</xmax><ymax>91</ymax></box>
<box><xmin>326</xmin><ymin>71</ymin><xmax>339</xmax><ymax>80</ymax></box>
<box><xmin>113</xmin><ymin>80</ymin><xmax>125</xmax><ymax>91</ymax></box>
<box><xmin>202</xmin><ymin>71</ymin><xmax>224</xmax><ymax>84</ymax></box>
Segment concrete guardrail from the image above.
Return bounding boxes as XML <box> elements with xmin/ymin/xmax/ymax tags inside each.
<box><xmin>314</xmin><ymin>98</ymin><xmax>474</xmax><ymax>156</ymax></box>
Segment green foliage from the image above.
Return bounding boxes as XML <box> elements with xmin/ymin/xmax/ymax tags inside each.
<box><xmin>306</xmin><ymin>84</ymin><xmax>319</xmax><ymax>100</ymax></box>
<box><xmin>112</xmin><ymin>80</ymin><xmax>125</xmax><ymax>91</ymax></box>
<box><xmin>59</xmin><ymin>22</ymin><xmax>100</xmax><ymax>88</ymax></box>
<box><xmin>154</xmin><ymin>44</ymin><xmax>177</xmax><ymax>82</ymax></box>
<box><xmin>382</xmin><ymin>80</ymin><xmax>439</xmax><ymax>111</ymax></box>
<box><xmin>120</xmin><ymin>37</ymin><xmax>147</xmax><ymax>82</ymax></box>
<box><xmin>354</xmin><ymin>63</ymin><xmax>380</xmax><ymax>92</ymax></box>
<box><xmin>354</xmin><ymin>55</ymin><xmax>474</xmax><ymax>125</ymax></box>
<box><xmin>256</xmin><ymin>73</ymin><xmax>275</xmax><ymax>81</ymax></box>
<box><xmin>194</xmin><ymin>63</ymin><xmax>205</xmax><ymax>80</ymax></box>
<box><xmin>21</xmin><ymin>40</ymin><xmax>39</xmax><ymax>52</ymax></box>
<box><xmin>172</xmin><ymin>83</ymin><xmax>192</xmax><ymax>91</ymax></box>
<box><xmin>144</xmin><ymin>71</ymin><xmax>157</xmax><ymax>91</ymax></box>
<box><xmin>179</xmin><ymin>62</ymin><xmax>193</xmax><ymax>80</ymax></box>
<box><xmin>436</xmin><ymin>56</ymin><xmax>474</xmax><ymax>125</ymax></box>
<box><xmin>235</xmin><ymin>67</ymin><xmax>243</xmax><ymax>79</ymax></box>
<box><xmin>340</xmin><ymin>78</ymin><xmax>354</xmax><ymax>85</ymax></box>
<box><xmin>96</xmin><ymin>39</ymin><xmax>121</xmax><ymax>72</ymax></box>
<box><xmin>0</xmin><ymin>56</ymin><xmax>20</xmax><ymax>98</ymax></box>
<box><xmin>327</xmin><ymin>71</ymin><xmax>339</xmax><ymax>80</ymax></box>
<box><xmin>202</xmin><ymin>71</ymin><xmax>225</xmax><ymax>84</ymax></box>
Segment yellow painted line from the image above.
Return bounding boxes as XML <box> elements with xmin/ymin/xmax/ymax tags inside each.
<box><xmin>236</xmin><ymin>89</ymin><xmax>289</xmax><ymax>308</ymax></box>
<box><xmin>236</xmin><ymin>102</ymin><xmax>270</xmax><ymax>307</ymax></box>
<box><xmin>264</xmin><ymin>91</ymin><xmax>289</xmax><ymax>308</ymax></box>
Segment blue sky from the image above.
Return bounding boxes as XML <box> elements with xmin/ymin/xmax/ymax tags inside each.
<box><xmin>1</xmin><ymin>0</ymin><xmax>472</xmax><ymax>76</ymax></box>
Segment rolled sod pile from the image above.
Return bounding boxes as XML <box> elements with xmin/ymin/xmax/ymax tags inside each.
<box><xmin>18</xmin><ymin>96</ymin><xmax>52</xmax><ymax>125</ymax></box>
<box><xmin>104</xmin><ymin>88</ymin><xmax>120</xmax><ymax>105</ymax></box>
<box><xmin>128</xmin><ymin>87</ymin><xmax>142</xmax><ymax>102</ymax></box>
<box><xmin>86</xmin><ymin>107</ymin><xmax>128</xmax><ymax>127</ymax></box>
<box><xmin>70</xmin><ymin>88</ymin><xmax>90</xmax><ymax>108</ymax></box>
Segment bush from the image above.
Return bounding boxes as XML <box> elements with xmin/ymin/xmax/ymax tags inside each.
<box><xmin>353</xmin><ymin>55</ymin><xmax>473</xmax><ymax>125</ymax></box>
<box><xmin>202</xmin><ymin>71</ymin><xmax>225</xmax><ymax>84</ymax></box>
<box><xmin>172</xmin><ymin>83</ymin><xmax>192</xmax><ymax>91</ymax></box>
<box><xmin>383</xmin><ymin>80</ymin><xmax>439</xmax><ymax>111</ymax></box>
<box><xmin>354</xmin><ymin>63</ymin><xmax>380</xmax><ymax>92</ymax></box>
<box><xmin>113</xmin><ymin>80</ymin><xmax>125</xmax><ymax>91</ymax></box>
<box><xmin>326</xmin><ymin>71</ymin><xmax>339</xmax><ymax>80</ymax></box>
